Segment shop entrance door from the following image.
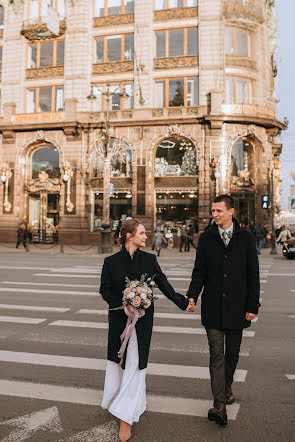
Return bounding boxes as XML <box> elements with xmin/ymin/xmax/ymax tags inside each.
<box><xmin>29</xmin><ymin>192</ymin><xmax>59</xmax><ymax>243</ymax></box>
<box><xmin>234</xmin><ymin>197</ymin><xmax>255</xmax><ymax>227</ymax></box>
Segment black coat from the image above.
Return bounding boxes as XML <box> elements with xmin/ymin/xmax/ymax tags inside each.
<box><xmin>186</xmin><ymin>219</ymin><xmax>260</xmax><ymax>330</ymax></box>
<box><xmin>100</xmin><ymin>246</ymin><xmax>189</xmax><ymax>369</ymax></box>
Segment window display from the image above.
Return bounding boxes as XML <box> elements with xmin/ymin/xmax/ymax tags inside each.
<box><xmin>154</xmin><ymin>136</ymin><xmax>197</xmax><ymax>176</ymax></box>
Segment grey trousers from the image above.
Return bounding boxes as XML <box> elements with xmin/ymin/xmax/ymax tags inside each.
<box><xmin>206</xmin><ymin>328</ymin><xmax>243</xmax><ymax>405</ymax></box>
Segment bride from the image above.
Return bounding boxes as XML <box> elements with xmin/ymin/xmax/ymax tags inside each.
<box><xmin>100</xmin><ymin>219</ymin><xmax>194</xmax><ymax>441</ymax></box>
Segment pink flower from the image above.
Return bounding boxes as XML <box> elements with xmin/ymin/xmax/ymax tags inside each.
<box><xmin>124</xmin><ymin>288</ymin><xmax>131</xmax><ymax>295</ymax></box>
<box><xmin>147</xmin><ymin>287</ymin><xmax>152</xmax><ymax>295</ymax></box>
<box><xmin>144</xmin><ymin>299</ymin><xmax>151</xmax><ymax>308</ymax></box>
<box><xmin>132</xmin><ymin>296</ymin><xmax>141</xmax><ymax>308</ymax></box>
<box><xmin>136</xmin><ymin>287</ymin><xmax>143</xmax><ymax>295</ymax></box>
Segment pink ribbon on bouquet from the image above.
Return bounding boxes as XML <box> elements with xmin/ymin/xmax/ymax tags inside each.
<box><xmin>118</xmin><ymin>306</ymin><xmax>145</xmax><ymax>366</ymax></box>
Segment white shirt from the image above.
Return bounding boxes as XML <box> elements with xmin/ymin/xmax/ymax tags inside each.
<box><xmin>218</xmin><ymin>223</ymin><xmax>233</xmax><ymax>241</ymax></box>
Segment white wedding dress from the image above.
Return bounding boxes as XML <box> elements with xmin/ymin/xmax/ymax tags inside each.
<box><xmin>101</xmin><ymin>329</ymin><xmax>147</xmax><ymax>425</ymax></box>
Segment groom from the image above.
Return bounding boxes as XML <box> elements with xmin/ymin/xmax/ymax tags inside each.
<box><xmin>186</xmin><ymin>195</ymin><xmax>260</xmax><ymax>425</ymax></box>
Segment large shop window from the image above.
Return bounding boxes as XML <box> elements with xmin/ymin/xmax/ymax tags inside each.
<box><xmin>226</xmin><ymin>76</ymin><xmax>254</xmax><ymax>104</ymax></box>
<box><xmin>231</xmin><ymin>138</ymin><xmax>253</xmax><ymax>188</ymax></box>
<box><xmin>226</xmin><ymin>26</ymin><xmax>252</xmax><ymax>57</ymax></box>
<box><xmin>90</xmin><ymin>191</ymin><xmax>132</xmax><ymax>232</ymax></box>
<box><xmin>155</xmin><ymin>0</ymin><xmax>197</xmax><ymax>10</ymax></box>
<box><xmin>155</xmin><ymin>28</ymin><xmax>198</xmax><ymax>57</ymax></box>
<box><xmin>95</xmin><ymin>34</ymin><xmax>134</xmax><ymax>63</ymax></box>
<box><xmin>92</xmin><ymin>83</ymin><xmax>134</xmax><ymax>111</ymax></box>
<box><xmin>156</xmin><ymin>191</ymin><xmax>198</xmax><ymax>231</ymax></box>
<box><xmin>0</xmin><ymin>6</ymin><xmax>4</xmax><ymax>28</ymax></box>
<box><xmin>28</xmin><ymin>40</ymin><xmax>64</xmax><ymax>68</ymax></box>
<box><xmin>155</xmin><ymin>77</ymin><xmax>199</xmax><ymax>107</ymax></box>
<box><xmin>91</xmin><ymin>141</ymin><xmax>132</xmax><ymax>178</ymax></box>
<box><xmin>29</xmin><ymin>0</ymin><xmax>66</xmax><ymax>20</ymax></box>
<box><xmin>155</xmin><ymin>136</ymin><xmax>197</xmax><ymax>177</ymax></box>
<box><xmin>31</xmin><ymin>145</ymin><xmax>60</xmax><ymax>179</ymax></box>
<box><xmin>94</xmin><ymin>0</ymin><xmax>134</xmax><ymax>17</ymax></box>
<box><xmin>26</xmin><ymin>86</ymin><xmax>64</xmax><ymax>113</ymax></box>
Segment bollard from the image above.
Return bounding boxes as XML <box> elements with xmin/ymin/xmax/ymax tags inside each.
<box><xmin>60</xmin><ymin>239</ymin><xmax>64</xmax><ymax>254</ymax></box>
<box><xmin>25</xmin><ymin>237</ymin><xmax>29</xmax><ymax>252</ymax></box>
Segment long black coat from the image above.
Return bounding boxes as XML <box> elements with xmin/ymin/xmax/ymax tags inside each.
<box><xmin>100</xmin><ymin>246</ymin><xmax>189</xmax><ymax>369</ymax></box>
<box><xmin>186</xmin><ymin>219</ymin><xmax>260</xmax><ymax>330</ymax></box>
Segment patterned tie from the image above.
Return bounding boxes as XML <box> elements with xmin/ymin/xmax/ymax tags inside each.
<box><xmin>222</xmin><ymin>231</ymin><xmax>232</xmax><ymax>247</ymax></box>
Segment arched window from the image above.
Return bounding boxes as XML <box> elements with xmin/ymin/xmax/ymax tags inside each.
<box><xmin>231</xmin><ymin>138</ymin><xmax>253</xmax><ymax>187</ymax></box>
<box><xmin>0</xmin><ymin>5</ymin><xmax>4</xmax><ymax>28</ymax></box>
<box><xmin>91</xmin><ymin>139</ymin><xmax>132</xmax><ymax>178</ymax></box>
<box><xmin>31</xmin><ymin>144</ymin><xmax>60</xmax><ymax>179</ymax></box>
<box><xmin>154</xmin><ymin>136</ymin><xmax>197</xmax><ymax>177</ymax></box>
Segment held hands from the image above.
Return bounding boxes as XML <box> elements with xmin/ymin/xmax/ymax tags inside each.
<box><xmin>186</xmin><ymin>298</ymin><xmax>196</xmax><ymax>312</ymax></box>
<box><xmin>245</xmin><ymin>312</ymin><xmax>256</xmax><ymax>321</ymax></box>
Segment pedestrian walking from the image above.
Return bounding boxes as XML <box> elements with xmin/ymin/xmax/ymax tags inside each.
<box><xmin>275</xmin><ymin>224</ymin><xmax>282</xmax><ymax>239</ymax></box>
<box><xmin>186</xmin><ymin>224</ymin><xmax>197</xmax><ymax>252</ymax></box>
<box><xmin>254</xmin><ymin>223</ymin><xmax>265</xmax><ymax>254</ymax></box>
<box><xmin>179</xmin><ymin>224</ymin><xmax>187</xmax><ymax>252</ymax></box>
<box><xmin>165</xmin><ymin>229</ymin><xmax>174</xmax><ymax>248</ymax></box>
<box><xmin>16</xmin><ymin>224</ymin><xmax>27</xmax><ymax>249</ymax></box>
<box><xmin>100</xmin><ymin>219</ymin><xmax>191</xmax><ymax>441</ymax></box>
<box><xmin>152</xmin><ymin>228</ymin><xmax>167</xmax><ymax>257</ymax></box>
<box><xmin>262</xmin><ymin>224</ymin><xmax>268</xmax><ymax>248</ymax></box>
<box><xmin>276</xmin><ymin>225</ymin><xmax>291</xmax><ymax>245</ymax></box>
<box><xmin>186</xmin><ymin>195</ymin><xmax>260</xmax><ymax>426</ymax></box>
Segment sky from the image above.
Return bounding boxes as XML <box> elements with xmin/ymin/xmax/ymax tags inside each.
<box><xmin>276</xmin><ymin>0</ymin><xmax>295</xmax><ymax>210</ymax></box>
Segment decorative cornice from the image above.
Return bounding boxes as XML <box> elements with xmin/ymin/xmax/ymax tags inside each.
<box><xmin>21</xmin><ymin>20</ymin><xmax>66</xmax><ymax>41</ymax></box>
<box><xmin>93</xmin><ymin>60</ymin><xmax>134</xmax><ymax>74</ymax></box>
<box><xmin>93</xmin><ymin>13</ymin><xmax>134</xmax><ymax>27</ymax></box>
<box><xmin>223</xmin><ymin>1</ymin><xmax>264</xmax><ymax>25</ymax></box>
<box><xmin>154</xmin><ymin>7</ymin><xmax>197</xmax><ymax>21</ymax></box>
<box><xmin>225</xmin><ymin>54</ymin><xmax>257</xmax><ymax>70</ymax></box>
<box><xmin>26</xmin><ymin>66</ymin><xmax>64</xmax><ymax>79</ymax></box>
<box><xmin>154</xmin><ymin>55</ymin><xmax>198</xmax><ymax>70</ymax></box>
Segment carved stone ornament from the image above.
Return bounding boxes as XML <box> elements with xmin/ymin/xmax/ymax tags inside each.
<box><xmin>225</xmin><ymin>55</ymin><xmax>256</xmax><ymax>71</ymax></box>
<box><xmin>26</xmin><ymin>66</ymin><xmax>64</xmax><ymax>79</ymax></box>
<box><xmin>154</xmin><ymin>56</ymin><xmax>198</xmax><ymax>70</ymax></box>
<box><xmin>93</xmin><ymin>14</ymin><xmax>134</xmax><ymax>27</ymax></box>
<box><xmin>247</xmin><ymin>125</ymin><xmax>257</xmax><ymax>136</ymax></box>
<box><xmin>223</xmin><ymin>1</ymin><xmax>264</xmax><ymax>25</ymax></box>
<box><xmin>9</xmin><ymin>0</ymin><xmax>24</xmax><ymax>13</ymax></box>
<box><xmin>21</xmin><ymin>20</ymin><xmax>66</xmax><ymax>42</ymax></box>
<box><xmin>93</xmin><ymin>61</ymin><xmax>133</xmax><ymax>74</ymax></box>
<box><xmin>26</xmin><ymin>173</ymin><xmax>60</xmax><ymax>193</ymax></box>
<box><xmin>154</xmin><ymin>7</ymin><xmax>197</xmax><ymax>22</ymax></box>
<box><xmin>33</xmin><ymin>130</ymin><xmax>46</xmax><ymax>142</ymax></box>
<box><xmin>167</xmin><ymin>124</ymin><xmax>182</xmax><ymax>135</ymax></box>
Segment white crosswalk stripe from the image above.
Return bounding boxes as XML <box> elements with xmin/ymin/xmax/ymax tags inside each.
<box><xmin>285</xmin><ymin>374</ymin><xmax>295</xmax><ymax>380</ymax></box>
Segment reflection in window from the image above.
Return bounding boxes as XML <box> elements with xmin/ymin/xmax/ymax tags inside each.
<box><xmin>32</xmin><ymin>145</ymin><xmax>60</xmax><ymax>179</ymax></box>
<box><xmin>91</xmin><ymin>191</ymin><xmax>132</xmax><ymax>232</ymax></box>
<box><xmin>92</xmin><ymin>82</ymin><xmax>134</xmax><ymax>111</ymax></box>
<box><xmin>38</xmin><ymin>87</ymin><xmax>52</xmax><ymax>112</ymax></box>
<box><xmin>155</xmin><ymin>0</ymin><xmax>197</xmax><ymax>9</ymax></box>
<box><xmin>29</xmin><ymin>0</ymin><xmax>66</xmax><ymax>20</ymax></box>
<box><xmin>28</xmin><ymin>40</ymin><xmax>65</xmax><ymax>68</ymax></box>
<box><xmin>231</xmin><ymin>139</ymin><xmax>253</xmax><ymax>188</ymax></box>
<box><xmin>26</xmin><ymin>86</ymin><xmax>64</xmax><ymax>113</ymax></box>
<box><xmin>226</xmin><ymin>27</ymin><xmax>252</xmax><ymax>57</ymax></box>
<box><xmin>40</xmin><ymin>42</ymin><xmax>53</xmax><ymax>67</ymax></box>
<box><xmin>91</xmin><ymin>141</ymin><xmax>132</xmax><ymax>178</ymax></box>
<box><xmin>155</xmin><ymin>77</ymin><xmax>199</xmax><ymax>107</ymax></box>
<box><xmin>155</xmin><ymin>28</ymin><xmax>198</xmax><ymax>57</ymax></box>
<box><xmin>95</xmin><ymin>34</ymin><xmax>134</xmax><ymax>63</ymax></box>
<box><xmin>226</xmin><ymin>76</ymin><xmax>254</xmax><ymax>104</ymax></box>
<box><xmin>154</xmin><ymin>136</ymin><xmax>197</xmax><ymax>177</ymax></box>
<box><xmin>94</xmin><ymin>0</ymin><xmax>134</xmax><ymax>17</ymax></box>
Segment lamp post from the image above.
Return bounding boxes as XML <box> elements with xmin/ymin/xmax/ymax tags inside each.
<box><xmin>87</xmin><ymin>83</ymin><xmax>129</xmax><ymax>253</ymax></box>
<box><xmin>270</xmin><ymin>166</ymin><xmax>277</xmax><ymax>255</ymax></box>
<box><xmin>0</xmin><ymin>162</ymin><xmax>12</xmax><ymax>213</ymax></box>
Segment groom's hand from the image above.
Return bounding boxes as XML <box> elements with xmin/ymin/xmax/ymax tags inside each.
<box><xmin>186</xmin><ymin>298</ymin><xmax>196</xmax><ymax>312</ymax></box>
<box><xmin>245</xmin><ymin>312</ymin><xmax>256</xmax><ymax>321</ymax></box>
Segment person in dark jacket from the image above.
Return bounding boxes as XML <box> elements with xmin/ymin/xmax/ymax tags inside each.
<box><xmin>186</xmin><ymin>224</ymin><xmax>197</xmax><ymax>252</ymax></box>
<box><xmin>254</xmin><ymin>223</ymin><xmax>265</xmax><ymax>254</ymax></box>
<box><xmin>100</xmin><ymin>219</ymin><xmax>191</xmax><ymax>441</ymax></box>
<box><xmin>186</xmin><ymin>195</ymin><xmax>260</xmax><ymax>426</ymax></box>
<box><xmin>16</xmin><ymin>224</ymin><xmax>27</xmax><ymax>249</ymax></box>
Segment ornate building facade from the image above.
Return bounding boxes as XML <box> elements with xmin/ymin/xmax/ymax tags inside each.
<box><xmin>0</xmin><ymin>0</ymin><xmax>285</xmax><ymax>243</ymax></box>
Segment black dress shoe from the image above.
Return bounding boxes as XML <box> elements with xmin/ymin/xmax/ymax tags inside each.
<box><xmin>208</xmin><ymin>403</ymin><xmax>227</xmax><ymax>426</ymax></box>
<box><xmin>225</xmin><ymin>385</ymin><xmax>235</xmax><ymax>405</ymax></box>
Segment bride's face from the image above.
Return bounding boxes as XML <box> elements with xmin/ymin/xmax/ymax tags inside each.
<box><xmin>131</xmin><ymin>224</ymin><xmax>147</xmax><ymax>248</ymax></box>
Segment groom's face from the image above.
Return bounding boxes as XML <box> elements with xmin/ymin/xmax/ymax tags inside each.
<box><xmin>212</xmin><ymin>201</ymin><xmax>234</xmax><ymax>229</ymax></box>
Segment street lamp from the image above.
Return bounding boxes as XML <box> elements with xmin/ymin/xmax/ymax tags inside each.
<box><xmin>87</xmin><ymin>83</ymin><xmax>129</xmax><ymax>253</ymax></box>
<box><xmin>0</xmin><ymin>162</ymin><xmax>12</xmax><ymax>212</ymax></box>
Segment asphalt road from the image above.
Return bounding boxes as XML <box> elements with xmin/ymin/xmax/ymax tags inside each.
<box><xmin>0</xmin><ymin>248</ymin><xmax>294</xmax><ymax>442</ymax></box>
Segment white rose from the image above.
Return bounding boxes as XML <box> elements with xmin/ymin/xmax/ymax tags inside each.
<box><xmin>140</xmin><ymin>293</ymin><xmax>147</xmax><ymax>299</ymax></box>
<box><xmin>150</xmin><ymin>281</ymin><xmax>155</xmax><ymax>286</ymax></box>
<box><xmin>128</xmin><ymin>292</ymin><xmax>135</xmax><ymax>299</ymax></box>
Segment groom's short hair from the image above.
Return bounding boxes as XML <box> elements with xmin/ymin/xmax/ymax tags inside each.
<box><xmin>213</xmin><ymin>195</ymin><xmax>234</xmax><ymax>210</ymax></box>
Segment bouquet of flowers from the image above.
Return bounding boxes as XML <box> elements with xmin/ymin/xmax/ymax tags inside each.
<box><xmin>118</xmin><ymin>274</ymin><xmax>157</xmax><ymax>365</ymax></box>
<box><xmin>122</xmin><ymin>274</ymin><xmax>157</xmax><ymax>311</ymax></box>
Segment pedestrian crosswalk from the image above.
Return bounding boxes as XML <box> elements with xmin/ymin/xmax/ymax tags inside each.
<box><xmin>0</xmin><ymin>259</ymin><xmax>265</xmax><ymax>436</ymax></box>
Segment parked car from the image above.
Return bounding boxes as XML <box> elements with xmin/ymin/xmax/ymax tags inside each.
<box><xmin>282</xmin><ymin>238</ymin><xmax>295</xmax><ymax>259</ymax></box>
